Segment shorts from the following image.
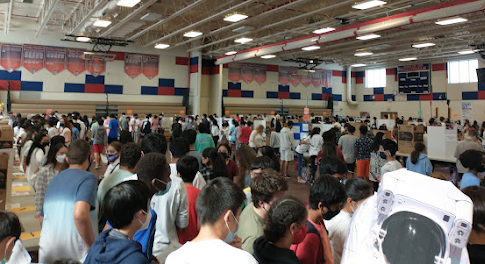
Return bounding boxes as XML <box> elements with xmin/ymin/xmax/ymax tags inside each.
<box><xmin>93</xmin><ymin>144</ymin><xmax>104</xmax><ymax>154</ymax></box>
<box><xmin>280</xmin><ymin>149</ymin><xmax>293</xmax><ymax>161</ymax></box>
<box><xmin>356</xmin><ymin>159</ymin><xmax>370</xmax><ymax>178</ymax></box>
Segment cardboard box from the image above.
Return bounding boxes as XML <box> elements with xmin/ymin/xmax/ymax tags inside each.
<box><xmin>0</xmin><ymin>128</ymin><xmax>14</xmax><ymax>149</ymax></box>
<box><xmin>0</xmin><ymin>152</ymin><xmax>9</xmax><ymax>210</ymax></box>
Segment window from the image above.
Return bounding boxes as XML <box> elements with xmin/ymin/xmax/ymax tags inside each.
<box><xmin>448</xmin><ymin>59</ymin><xmax>478</xmax><ymax>84</ymax></box>
<box><xmin>365</xmin><ymin>68</ymin><xmax>386</xmax><ymax>88</ymax></box>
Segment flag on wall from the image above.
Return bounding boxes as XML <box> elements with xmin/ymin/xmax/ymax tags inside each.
<box><xmin>66</xmin><ymin>48</ymin><xmax>86</xmax><ymax>76</ymax></box>
<box><xmin>254</xmin><ymin>65</ymin><xmax>267</xmax><ymax>84</ymax></box>
<box><xmin>45</xmin><ymin>46</ymin><xmax>66</xmax><ymax>75</ymax></box>
<box><xmin>0</xmin><ymin>44</ymin><xmax>23</xmax><ymax>73</ymax></box>
<box><xmin>124</xmin><ymin>53</ymin><xmax>142</xmax><ymax>78</ymax></box>
<box><xmin>142</xmin><ymin>54</ymin><xmax>159</xmax><ymax>80</ymax></box>
<box><xmin>87</xmin><ymin>60</ymin><xmax>105</xmax><ymax>77</ymax></box>
<box><xmin>22</xmin><ymin>44</ymin><xmax>45</xmax><ymax>74</ymax></box>
<box><xmin>311</xmin><ymin>70</ymin><xmax>332</xmax><ymax>88</ymax></box>
<box><xmin>289</xmin><ymin>72</ymin><xmax>301</xmax><ymax>86</ymax></box>
<box><xmin>228</xmin><ymin>63</ymin><xmax>242</xmax><ymax>84</ymax></box>
<box><xmin>278</xmin><ymin>66</ymin><xmax>291</xmax><ymax>86</ymax></box>
<box><xmin>241</xmin><ymin>64</ymin><xmax>255</xmax><ymax>84</ymax></box>
<box><xmin>229</xmin><ymin>63</ymin><xmax>267</xmax><ymax>84</ymax></box>
<box><xmin>301</xmin><ymin>74</ymin><xmax>312</xmax><ymax>87</ymax></box>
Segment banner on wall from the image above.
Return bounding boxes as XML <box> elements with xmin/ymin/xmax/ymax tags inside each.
<box><xmin>289</xmin><ymin>72</ymin><xmax>301</xmax><ymax>86</ymax></box>
<box><xmin>229</xmin><ymin>63</ymin><xmax>267</xmax><ymax>84</ymax></box>
<box><xmin>124</xmin><ymin>53</ymin><xmax>142</xmax><ymax>78</ymax></box>
<box><xmin>45</xmin><ymin>46</ymin><xmax>66</xmax><ymax>75</ymax></box>
<box><xmin>66</xmin><ymin>48</ymin><xmax>86</xmax><ymax>76</ymax></box>
<box><xmin>301</xmin><ymin>74</ymin><xmax>312</xmax><ymax>87</ymax></box>
<box><xmin>0</xmin><ymin>44</ymin><xmax>23</xmax><ymax>73</ymax></box>
<box><xmin>279</xmin><ymin>68</ymin><xmax>332</xmax><ymax>88</ymax></box>
<box><xmin>87</xmin><ymin>60</ymin><xmax>106</xmax><ymax>77</ymax></box>
<box><xmin>241</xmin><ymin>64</ymin><xmax>255</xmax><ymax>84</ymax></box>
<box><xmin>142</xmin><ymin>54</ymin><xmax>159</xmax><ymax>80</ymax></box>
<box><xmin>461</xmin><ymin>102</ymin><xmax>473</xmax><ymax>122</ymax></box>
<box><xmin>278</xmin><ymin>66</ymin><xmax>292</xmax><ymax>86</ymax></box>
<box><xmin>22</xmin><ymin>44</ymin><xmax>45</xmax><ymax>74</ymax></box>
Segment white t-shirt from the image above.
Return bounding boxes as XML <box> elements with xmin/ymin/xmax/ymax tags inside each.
<box><xmin>166</xmin><ymin>239</ymin><xmax>258</xmax><ymax>264</ymax></box>
<box><xmin>169</xmin><ymin>163</ymin><xmax>206</xmax><ymax>190</ymax></box>
<box><xmin>380</xmin><ymin>160</ymin><xmax>402</xmax><ymax>177</ymax></box>
<box><xmin>26</xmin><ymin>148</ymin><xmax>45</xmax><ymax>187</ymax></box>
<box><xmin>249</xmin><ymin>130</ymin><xmax>263</xmax><ymax>148</ymax></box>
<box><xmin>308</xmin><ymin>134</ymin><xmax>323</xmax><ymax>156</ymax></box>
<box><xmin>211</xmin><ymin>125</ymin><xmax>220</xmax><ymax>136</ymax></box>
<box><xmin>325</xmin><ymin>210</ymin><xmax>353</xmax><ymax>264</ymax></box>
<box><xmin>151</xmin><ymin>173</ymin><xmax>189</xmax><ymax>256</ymax></box>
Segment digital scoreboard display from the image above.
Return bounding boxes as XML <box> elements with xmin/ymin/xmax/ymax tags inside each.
<box><xmin>398</xmin><ymin>63</ymin><xmax>431</xmax><ymax>94</ymax></box>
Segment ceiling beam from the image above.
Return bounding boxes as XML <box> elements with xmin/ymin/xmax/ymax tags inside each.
<box><xmin>4</xmin><ymin>0</ymin><xmax>13</xmax><ymax>35</ymax></box>
<box><xmin>144</xmin><ymin>0</ymin><xmax>259</xmax><ymax>47</ymax></box>
<box><xmin>187</xmin><ymin>0</ymin><xmax>356</xmax><ymax>52</ymax></box>
<box><xmin>170</xmin><ymin>0</ymin><xmax>313</xmax><ymax>49</ymax></box>
<box><xmin>99</xmin><ymin>0</ymin><xmax>158</xmax><ymax>37</ymax></box>
<box><xmin>69</xmin><ymin>0</ymin><xmax>109</xmax><ymax>35</ymax></box>
<box><xmin>126</xmin><ymin>0</ymin><xmax>206</xmax><ymax>41</ymax></box>
<box><xmin>36</xmin><ymin>0</ymin><xmax>61</xmax><ymax>38</ymax></box>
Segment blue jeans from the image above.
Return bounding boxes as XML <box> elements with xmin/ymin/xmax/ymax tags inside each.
<box><xmin>296</xmin><ymin>152</ymin><xmax>304</xmax><ymax>177</ymax></box>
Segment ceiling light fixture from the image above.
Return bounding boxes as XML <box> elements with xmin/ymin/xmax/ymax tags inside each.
<box><xmin>93</xmin><ymin>19</ymin><xmax>112</xmax><ymax>28</ymax></box>
<box><xmin>354</xmin><ymin>51</ymin><xmax>373</xmax><ymax>57</ymax></box>
<box><xmin>302</xmin><ymin>46</ymin><xmax>321</xmax><ymax>51</ymax></box>
<box><xmin>458</xmin><ymin>50</ymin><xmax>475</xmax><ymax>55</ymax></box>
<box><xmin>224</xmin><ymin>14</ymin><xmax>248</xmax><ymax>22</ymax></box>
<box><xmin>154</xmin><ymin>43</ymin><xmax>170</xmax><ymax>49</ymax></box>
<box><xmin>399</xmin><ymin>57</ymin><xmax>417</xmax><ymax>61</ymax></box>
<box><xmin>351</xmin><ymin>63</ymin><xmax>367</xmax><ymax>67</ymax></box>
<box><xmin>183</xmin><ymin>31</ymin><xmax>203</xmax><ymax>38</ymax></box>
<box><xmin>76</xmin><ymin>36</ymin><xmax>91</xmax><ymax>42</ymax></box>
<box><xmin>261</xmin><ymin>54</ymin><xmax>276</xmax><ymax>59</ymax></box>
<box><xmin>117</xmin><ymin>0</ymin><xmax>140</xmax><ymax>7</ymax></box>
<box><xmin>234</xmin><ymin>37</ymin><xmax>253</xmax><ymax>44</ymax></box>
<box><xmin>412</xmin><ymin>43</ymin><xmax>435</xmax><ymax>48</ymax></box>
<box><xmin>435</xmin><ymin>17</ymin><xmax>468</xmax><ymax>26</ymax></box>
<box><xmin>313</xmin><ymin>27</ymin><xmax>335</xmax><ymax>34</ymax></box>
<box><xmin>352</xmin><ymin>0</ymin><xmax>387</xmax><ymax>10</ymax></box>
<box><xmin>225</xmin><ymin>51</ymin><xmax>237</xmax><ymax>55</ymax></box>
<box><xmin>356</xmin><ymin>34</ymin><xmax>381</xmax><ymax>40</ymax></box>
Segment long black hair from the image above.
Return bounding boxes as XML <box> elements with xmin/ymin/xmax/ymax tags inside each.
<box><xmin>309</xmin><ymin>127</ymin><xmax>321</xmax><ymax>139</ymax></box>
<box><xmin>370</xmin><ymin>132</ymin><xmax>385</xmax><ymax>153</ymax></box>
<box><xmin>45</xmin><ymin>142</ymin><xmax>67</xmax><ymax>167</ymax></box>
<box><xmin>202</xmin><ymin>147</ymin><xmax>228</xmax><ymax>179</ymax></box>
<box><xmin>26</xmin><ymin>132</ymin><xmax>48</xmax><ymax>166</ymax></box>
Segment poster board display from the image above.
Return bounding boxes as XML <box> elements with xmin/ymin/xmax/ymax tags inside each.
<box><xmin>0</xmin><ymin>148</ymin><xmax>14</xmax><ymax>210</ymax></box>
<box><xmin>292</xmin><ymin>123</ymin><xmax>309</xmax><ymax>146</ymax></box>
<box><xmin>0</xmin><ymin>127</ymin><xmax>14</xmax><ymax>149</ymax></box>
<box><xmin>397</xmin><ymin>125</ymin><xmax>415</xmax><ymax>154</ymax></box>
<box><xmin>377</xmin><ymin>119</ymin><xmax>395</xmax><ymax>130</ymax></box>
<box><xmin>426</xmin><ymin>126</ymin><xmax>457</xmax><ymax>161</ymax></box>
<box><xmin>372</xmin><ymin>129</ymin><xmax>392</xmax><ymax>140</ymax></box>
<box><xmin>348</xmin><ymin>122</ymin><xmax>363</xmax><ymax>138</ymax></box>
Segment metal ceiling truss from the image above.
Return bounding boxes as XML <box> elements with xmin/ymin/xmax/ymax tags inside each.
<box><xmin>69</xmin><ymin>0</ymin><xmax>109</xmax><ymax>35</ymax></box>
<box><xmin>4</xmin><ymin>0</ymin><xmax>13</xmax><ymax>34</ymax></box>
<box><xmin>36</xmin><ymin>0</ymin><xmax>61</xmax><ymax>37</ymax></box>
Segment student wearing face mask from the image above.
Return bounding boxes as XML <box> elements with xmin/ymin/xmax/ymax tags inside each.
<box><xmin>35</xmin><ymin>142</ymin><xmax>68</xmax><ymax>217</ymax></box>
<box><xmin>291</xmin><ymin>175</ymin><xmax>347</xmax><ymax>264</ymax></box>
<box><xmin>253</xmin><ymin>196</ymin><xmax>308</xmax><ymax>264</ymax></box>
<box><xmin>84</xmin><ymin>181</ymin><xmax>150</xmax><ymax>264</ymax></box>
<box><xmin>325</xmin><ymin>178</ymin><xmax>373</xmax><ymax>264</ymax></box>
<box><xmin>103</xmin><ymin>141</ymin><xmax>121</xmax><ymax>176</ymax></box>
<box><xmin>25</xmin><ymin>132</ymin><xmax>49</xmax><ymax>189</ymax></box>
<box><xmin>379</xmin><ymin>139</ymin><xmax>402</xmax><ymax>178</ymax></box>
<box><xmin>0</xmin><ymin>211</ymin><xmax>30</xmax><ymax>264</ymax></box>
<box><xmin>459</xmin><ymin>149</ymin><xmax>485</xmax><ymax>189</ymax></box>
<box><xmin>166</xmin><ymin>178</ymin><xmax>257</xmax><ymax>264</ymax></box>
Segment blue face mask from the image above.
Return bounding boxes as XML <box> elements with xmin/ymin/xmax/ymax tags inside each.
<box><xmin>380</xmin><ymin>151</ymin><xmax>387</xmax><ymax>160</ymax></box>
<box><xmin>106</xmin><ymin>154</ymin><xmax>119</xmax><ymax>163</ymax></box>
<box><xmin>224</xmin><ymin>211</ymin><xmax>239</xmax><ymax>243</ymax></box>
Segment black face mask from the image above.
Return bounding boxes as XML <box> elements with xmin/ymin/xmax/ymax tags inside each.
<box><xmin>322</xmin><ymin>207</ymin><xmax>340</xmax><ymax>220</ymax></box>
<box><xmin>42</xmin><ymin>142</ymin><xmax>49</xmax><ymax>147</ymax></box>
<box><xmin>478</xmin><ymin>165</ymin><xmax>485</xmax><ymax>173</ymax></box>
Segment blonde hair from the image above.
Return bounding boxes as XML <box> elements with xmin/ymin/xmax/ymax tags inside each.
<box><xmin>256</xmin><ymin>125</ymin><xmax>264</xmax><ymax>134</ymax></box>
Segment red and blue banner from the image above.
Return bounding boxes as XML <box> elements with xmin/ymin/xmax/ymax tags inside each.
<box><xmin>1</xmin><ymin>44</ymin><xmax>23</xmax><ymax>73</ymax></box>
<box><xmin>87</xmin><ymin>60</ymin><xmax>105</xmax><ymax>77</ymax></box>
<box><xmin>45</xmin><ymin>46</ymin><xmax>66</xmax><ymax>75</ymax></box>
<box><xmin>254</xmin><ymin>65</ymin><xmax>267</xmax><ymax>84</ymax></box>
<box><xmin>142</xmin><ymin>54</ymin><xmax>159</xmax><ymax>80</ymax></box>
<box><xmin>228</xmin><ymin>63</ymin><xmax>242</xmax><ymax>84</ymax></box>
<box><xmin>124</xmin><ymin>53</ymin><xmax>142</xmax><ymax>78</ymax></box>
<box><xmin>229</xmin><ymin>63</ymin><xmax>266</xmax><ymax>84</ymax></box>
<box><xmin>241</xmin><ymin>64</ymin><xmax>255</xmax><ymax>84</ymax></box>
<box><xmin>66</xmin><ymin>48</ymin><xmax>86</xmax><ymax>76</ymax></box>
<box><xmin>22</xmin><ymin>44</ymin><xmax>45</xmax><ymax>74</ymax></box>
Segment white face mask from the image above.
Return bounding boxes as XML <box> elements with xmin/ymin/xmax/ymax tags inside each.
<box><xmin>138</xmin><ymin>210</ymin><xmax>151</xmax><ymax>231</ymax></box>
<box><xmin>56</xmin><ymin>154</ymin><xmax>66</xmax><ymax>164</ymax></box>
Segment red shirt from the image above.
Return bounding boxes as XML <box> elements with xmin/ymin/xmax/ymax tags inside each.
<box><xmin>240</xmin><ymin>126</ymin><xmax>252</xmax><ymax>144</ymax></box>
<box><xmin>290</xmin><ymin>219</ymin><xmax>333</xmax><ymax>264</ymax></box>
<box><xmin>226</xmin><ymin>159</ymin><xmax>239</xmax><ymax>181</ymax></box>
<box><xmin>177</xmin><ymin>186</ymin><xmax>200</xmax><ymax>244</ymax></box>
<box><xmin>316</xmin><ymin>146</ymin><xmax>346</xmax><ymax>166</ymax></box>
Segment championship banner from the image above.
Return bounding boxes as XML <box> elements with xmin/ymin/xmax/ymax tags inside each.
<box><xmin>301</xmin><ymin>74</ymin><xmax>312</xmax><ymax>87</ymax></box>
<box><xmin>241</xmin><ymin>64</ymin><xmax>255</xmax><ymax>84</ymax></box>
<box><xmin>66</xmin><ymin>48</ymin><xmax>86</xmax><ymax>76</ymax></box>
<box><xmin>142</xmin><ymin>54</ymin><xmax>159</xmax><ymax>80</ymax></box>
<box><xmin>87</xmin><ymin>60</ymin><xmax>106</xmax><ymax>77</ymax></box>
<box><xmin>289</xmin><ymin>72</ymin><xmax>301</xmax><ymax>86</ymax></box>
<box><xmin>228</xmin><ymin>63</ymin><xmax>242</xmax><ymax>84</ymax></box>
<box><xmin>124</xmin><ymin>53</ymin><xmax>142</xmax><ymax>78</ymax></box>
<box><xmin>45</xmin><ymin>46</ymin><xmax>66</xmax><ymax>75</ymax></box>
<box><xmin>311</xmin><ymin>71</ymin><xmax>322</xmax><ymax>88</ymax></box>
<box><xmin>0</xmin><ymin>44</ymin><xmax>23</xmax><ymax>73</ymax></box>
<box><xmin>22</xmin><ymin>44</ymin><xmax>45</xmax><ymax>74</ymax></box>
<box><xmin>254</xmin><ymin>64</ymin><xmax>267</xmax><ymax>84</ymax></box>
<box><xmin>311</xmin><ymin>70</ymin><xmax>332</xmax><ymax>88</ymax></box>
<box><xmin>278</xmin><ymin>66</ymin><xmax>291</xmax><ymax>86</ymax></box>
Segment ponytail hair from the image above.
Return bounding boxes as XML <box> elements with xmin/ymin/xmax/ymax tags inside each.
<box><xmin>410</xmin><ymin>142</ymin><xmax>426</xmax><ymax>164</ymax></box>
<box><xmin>202</xmin><ymin>147</ymin><xmax>228</xmax><ymax>179</ymax></box>
<box><xmin>309</xmin><ymin>127</ymin><xmax>321</xmax><ymax>138</ymax></box>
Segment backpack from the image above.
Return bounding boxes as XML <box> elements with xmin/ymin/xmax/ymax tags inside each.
<box><xmin>141</xmin><ymin>120</ymin><xmax>151</xmax><ymax>136</ymax></box>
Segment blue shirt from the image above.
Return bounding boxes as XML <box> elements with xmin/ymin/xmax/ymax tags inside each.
<box><xmin>108</xmin><ymin>119</ymin><xmax>119</xmax><ymax>138</ymax></box>
<box><xmin>71</xmin><ymin>127</ymin><xmax>79</xmax><ymax>141</ymax></box>
<box><xmin>406</xmin><ymin>153</ymin><xmax>433</xmax><ymax>176</ymax></box>
<box><xmin>39</xmin><ymin>169</ymin><xmax>98</xmax><ymax>263</ymax></box>
<box><xmin>461</xmin><ymin>173</ymin><xmax>481</xmax><ymax>189</ymax></box>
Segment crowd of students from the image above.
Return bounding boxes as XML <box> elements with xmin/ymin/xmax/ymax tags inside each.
<box><xmin>1</xmin><ymin>111</ymin><xmax>485</xmax><ymax>264</ymax></box>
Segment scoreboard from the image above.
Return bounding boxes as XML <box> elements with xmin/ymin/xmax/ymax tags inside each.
<box><xmin>398</xmin><ymin>63</ymin><xmax>431</xmax><ymax>94</ymax></box>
